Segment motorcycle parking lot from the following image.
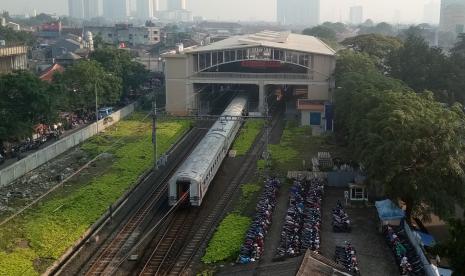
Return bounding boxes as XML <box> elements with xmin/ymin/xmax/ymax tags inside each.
<box><xmin>320</xmin><ymin>187</ymin><xmax>399</xmax><ymax>275</ymax></box>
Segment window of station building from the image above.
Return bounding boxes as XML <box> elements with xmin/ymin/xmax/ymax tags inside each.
<box><xmin>310</xmin><ymin>112</ymin><xmax>322</xmax><ymax>126</ymax></box>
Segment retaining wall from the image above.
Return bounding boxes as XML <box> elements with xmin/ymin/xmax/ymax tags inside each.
<box><xmin>0</xmin><ymin>104</ymin><xmax>135</xmax><ymax>188</ymax></box>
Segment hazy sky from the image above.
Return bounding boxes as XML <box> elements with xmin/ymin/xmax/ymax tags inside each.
<box><xmin>0</xmin><ymin>0</ymin><xmax>441</xmax><ymax>24</ymax></box>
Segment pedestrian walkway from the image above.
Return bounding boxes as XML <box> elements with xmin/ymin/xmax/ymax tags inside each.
<box><xmin>320</xmin><ymin>187</ymin><xmax>399</xmax><ymax>276</ymax></box>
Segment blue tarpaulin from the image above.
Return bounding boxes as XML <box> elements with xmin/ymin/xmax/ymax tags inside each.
<box><xmin>414</xmin><ymin>231</ymin><xmax>436</xmax><ymax>247</ymax></box>
<box><xmin>375</xmin><ymin>199</ymin><xmax>405</xmax><ymax>221</ymax></box>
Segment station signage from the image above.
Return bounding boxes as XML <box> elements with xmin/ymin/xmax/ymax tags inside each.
<box><xmin>240</xmin><ymin>60</ymin><xmax>282</xmax><ymax>68</ymax></box>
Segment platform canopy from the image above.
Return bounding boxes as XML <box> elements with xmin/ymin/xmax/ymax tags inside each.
<box><xmin>375</xmin><ymin>199</ymin><xmax>405</xmax><ymax>221</ymax></box>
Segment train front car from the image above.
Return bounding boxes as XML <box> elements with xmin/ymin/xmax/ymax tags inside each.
<box><xmin>168</xmin><ymin>96</ymin><xmax>247</xmax><ymax>207</ymax></box>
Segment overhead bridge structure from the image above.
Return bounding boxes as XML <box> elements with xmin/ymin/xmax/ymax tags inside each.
<box><xmin>164</xmin><ymin>31</ymin><xmax>336</xmax><ymax>115</ymax></box>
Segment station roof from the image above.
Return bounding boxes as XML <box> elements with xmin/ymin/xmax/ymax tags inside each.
<box><xmin>186</xmin><ymin>31</ymin><xmax>336</xmax><ymax>56</ymax></box>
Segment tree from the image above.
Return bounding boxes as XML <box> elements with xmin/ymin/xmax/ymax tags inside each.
<box><xmin>360</xmin><ymin>22</ymin><xmax>395</xmax><ymax>36</ymax></box>
<box><xmin>302</xmin><ymin>25</ymin><xmax>337</xmax><ymax>42</ymax></box>
<box><xmin>0</xmin><ymin>26</ymin><xmax>36</xmax><ymax>46</ymax></box>
<box><xmin>451</xmin><ymin>33</ymin><xmax>465</xmax><ymax>57</ymax></box>
<box><xmin>0</xmin><ymin>71</ymin><xmax>58</xmax><ymax>142</ymax></box>
<box><xmin>361</xmin><ymin>92</ymin><xmax>465</xmax><ymax>222</ymax></box>
<box><xmin>387</xmin><ymin>28</ymin><xmax>451</xmax><ymax>102</ymax></box>
<box><xmin>90</xmin><ymin>48</ymin><xmax>150</xmax><ymax>98</ymax></box>
<box><xmin>341</xmin><ymin>34</ymin><xmax>402</xmax><ymax>64</ymax></box>
<box><xmin>435</xmin><ymin>219</ymin><xmax>465</xmax><ymax>275</ymax></box>
<box><xmin>335</xmin><ymin>51</ymin><xmax>465</xmax><ymax>223</ymax></box>
<box><xmin>447</xmin><ymin>36</ymin><xmax>465</xmax><ymax>104</ymax></box>
<box><xmin>321</xmin><ymin>22</ymin><xmax>348</xmax><ymax>34</ymax></box>
<box><xmin>54</xmin><ymin>60</ymin><xmax>122</xmax><ymax>111</ymax></box>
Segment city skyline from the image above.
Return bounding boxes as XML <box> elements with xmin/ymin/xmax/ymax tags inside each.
<box><xmin>1</xmin><ymin>0</ymin><xmax>442</xmax><ymax>24</ymax></box>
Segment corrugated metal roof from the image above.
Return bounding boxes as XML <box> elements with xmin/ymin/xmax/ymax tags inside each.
<box><xmin>186</xmin><ymin>31</ymin><xmax>336</xmax><ymax>56</ymax></box>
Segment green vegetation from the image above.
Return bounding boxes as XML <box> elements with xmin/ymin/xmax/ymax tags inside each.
<box><xmin>201</xmin><ymin>214</ymin><xmax>251</xmax><ymax>264</ymax></box>
<box><xmin>202</xmin><ymin>182</ymin><xmax>262</xmax><ymax>264</ymax></box>
<box><xmin>1</xmin><ymin>47</ymin><xmax>150</xmax><ymax>143</ymax></box>
<box><xmin>335</xmin><ymin>33</ymin><xmax>465</xmax><ymax>223</ymax></box>
<box><xmin>435</xmin><ymin>218</ymin><xmax>465</xmax><ymax>276</ymax></box>
<box><xmin>0</xmin><ymin>26</ymin><xmax>36</xmax><ymax>46</ymax></box>
<box><xmin>269</xmin><ymin>122</ymin><xmax>346</xmax><ymax>174</ymax></box>
<box><xmin>232</xmin><ymin>119</ymin><xmax>264</xmax><ymax>156</ymax></box>
<box><xmin>0</xmin><ymin>114</ymin><xmax>190</xmax><ymax>275</ymax></box>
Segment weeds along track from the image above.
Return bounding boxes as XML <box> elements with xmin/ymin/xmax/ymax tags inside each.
<box><xmin>137</xmin><ymin>109</ymin><xmax>283</xmax><ymax>276</ymax></box>
<box><xmin>83</xmin><ymin>126</ymin><xmax>207</xmax><ymax>276</ymax></box>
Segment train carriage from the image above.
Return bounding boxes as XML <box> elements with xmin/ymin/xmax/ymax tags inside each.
<box><xmin>169</xmin><ymin>96</ymin><xmax>248</xmax><ymax>206</ymax></box>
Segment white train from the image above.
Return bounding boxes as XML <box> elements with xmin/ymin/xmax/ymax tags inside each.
<box><xmin>168</xmin><ymin>96</ymin><xmax>248</xmax><ymax>206</ymax></box>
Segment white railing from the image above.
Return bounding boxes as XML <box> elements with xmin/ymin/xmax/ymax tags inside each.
<box><xmin>192</xmin><ymin>72</ymin><xmax>313</xmax><ymax>80</ymax></box>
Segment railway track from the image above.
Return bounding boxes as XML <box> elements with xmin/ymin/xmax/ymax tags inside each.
<box><xmin>137</xmin><ymin>108</ymin><xmax>283</xmax><ymax>276</ymax></box>
<box><xmin>84</xmin><ymin>127</ymin><xmax>207</xmax><ymax>276</ymax></box>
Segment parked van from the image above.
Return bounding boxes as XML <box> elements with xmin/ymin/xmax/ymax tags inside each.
<box><xmin>98</xmin><ymin>107</ymin><xmax>113</xmax><ymax>119</ymax></box>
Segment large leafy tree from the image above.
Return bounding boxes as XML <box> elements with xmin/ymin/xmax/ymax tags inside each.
<box><xmin>335</xmin><ymin>51</ymin><xmax>465</xmax><ymax>223</ymax></box>
<box><xmin>359</xmin><ymin>22</ymin><xmax>395</xmax><ymax>36</ymax></box>
<box><xmin>341</xmin><ymin>34</ymin><xmax>402</xmax><ymax>67</ymax></box>
<box><xmin>361</xmin><ymin>92</ymin><xmax>465</xmax><ymax>221</ymax></box>
<box><xmin>387</xmin><ymin>28</ymin><xmax>451</xmax><ymax>102</ymax></box>
<box><xmin>90</xmin><ymin>48</ymin><xmax>150</xmax><ymax>98</ymax></box>
<box><xmin>447</xmin><ymin>35</ymin><xmax>465</xmax><ymax>104</ymax></box>
<box><xmin>302</xmin><ymin>25</ymin><xmax>337</xmax><ymax>42</ymax></box>
<box><xmin>0</xmin><ymin>71</ymin><xmax>58</xmax><ymax>141</ymax></box>
<box><xmin>54</xmin><ymin>60</ymin><xmax>122</xmax><ymax>111</ymax></box>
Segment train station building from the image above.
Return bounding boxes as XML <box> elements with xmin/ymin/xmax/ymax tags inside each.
<box><xmin>164</xmin><ymin>31</ymin><xmax>336</xmax><ymax>131</ymax></box>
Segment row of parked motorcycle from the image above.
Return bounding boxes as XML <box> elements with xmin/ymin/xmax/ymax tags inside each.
<box><xmin>334</xmin><ymin>242</ymin><xmax>360</xmax><ymax>275</ymax></box>
<box><xmin>383</xmin><ymin>225</ymin><xmax>426</xmax><ymax>276</ymax></box>
<box><xmin>0</xmin><ymin>131</ymin><xmax>62</xmax><ymax>164</ymax></box>
<box><xmin>276</xmin><ymin>177</ymin><xmax>324</xmax><ymax>258</ymax></box>
<box><xmin>333</xmin><ymin>201</ymin><xmax>351</xmax><ymax>232</ymax></box>
<box><xmin>237</xmin><ymin>178</ymin><xmax>280</xmax><ymax>264</ymax></box>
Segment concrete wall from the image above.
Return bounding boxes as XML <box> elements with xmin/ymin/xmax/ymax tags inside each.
<box><xmin>0</xmin><ymin>104</ymin><xmax>135</xmax><ymax>188</ymax></box>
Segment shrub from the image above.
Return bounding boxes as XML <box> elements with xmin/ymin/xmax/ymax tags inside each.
<box><xmin>201</xmin><ymin>214</ymin><xmax>251</xmax><ymax>264</ymax></box>
<box><xmin>232</xmin><ymin>120</ymin><xmax>264</xmax><ymax>156</ymax></box>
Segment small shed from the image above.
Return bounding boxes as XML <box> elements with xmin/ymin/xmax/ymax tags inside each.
<box><xmin>375</xmin><ymin>199</ymin><xmax>405</xmax><ymax>231</ymax></box>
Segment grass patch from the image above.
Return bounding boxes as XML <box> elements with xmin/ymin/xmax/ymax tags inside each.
<box><xmin>201</xmin><ymin>214</ymin><xmax>251</xmax><ymax>264</ymax></box>
<box><xmin>269</xmin><ymin>121</ymin><xmax>325</xmax><ymax>173</ymax></box>
<box><xmin>232</xmin><ymin>119</ymin><xmax>264</xmax><ymax>156</ymax></box>
<box><xmin>202</xmin><ymin>182</ymin><xmax>261</xmax><ymax>264</ymax></box>
<box><xmin>0</xmin><ymin>113</ymin><xmax>191</xmax><ymax>275</ymax></box>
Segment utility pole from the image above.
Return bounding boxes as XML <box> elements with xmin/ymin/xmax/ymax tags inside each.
<box><xmin>152</xmin><ymin>81</ymin><xmax>158</xmax><ymax>170</ymax></box>
<box><xmin>95</xmin><ymin>82</ymin><xmax>99</xmax><ymax>133</ymax></box>
<box><xmin>264</xmin><ymin>97</ymin><xmax>270</xmax><ymax>178</ymax></box>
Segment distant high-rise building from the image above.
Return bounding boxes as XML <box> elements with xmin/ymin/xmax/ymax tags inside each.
<box><xmin>103</xmin><ymin>0</ymin><xmax>129</xmax><ymax>20</ymax></box>
<box><xmin>424</xmin><ymin>1</ymin><xmax>440</xmax><ymax>25</ymax></box>
<box><xmin>69</xmin><ymin>0</ymin><xmax>84</xmax><ymax>19</ymax></box>
<box><xmin>153</xmin><ymin>0</ymin><xmax>160</xmax><ymax>14</ymax></box>
<box><xmin>84</xmin><ymin>0</ymin><xmax>100</xmax><ymax>19</ymax></box>
<box><xmin>167</xmin><ymin>0</ymin><xmax>186</xmax><ymax>11</ymax></box>
<box><xmin>136</xmin><ymin>0</ymin><xmax>154</xmax><ymax>19</ymax></box>
<box><xmin>349</xmin><ymin>6</ymin><xmax>363</xmax><ymax>25</ymax></box>
<box><xmin>277</xmin><ymin>0</ymin><xmax>319</xmax><ymax>26</ymax></box>
<box><xmin>440</xmin><ymin>0</ymin><xmax>465</xmax><ymax>34</ymax></box>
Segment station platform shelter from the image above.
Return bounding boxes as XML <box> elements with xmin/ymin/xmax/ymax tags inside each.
<box><xmin>164</xmin><ymin>31</ymin><xmax>336</xmax><ymax>119</ymax></box>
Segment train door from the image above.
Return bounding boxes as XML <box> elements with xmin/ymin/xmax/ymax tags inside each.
<box><xmin>177</xmin><ymin>181</ymin><xmax>190</xmax><ymax>203</ymax></box>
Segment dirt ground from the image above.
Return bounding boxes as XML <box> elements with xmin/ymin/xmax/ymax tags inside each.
<box><xmin>320</xmin><ymin>187</ymin><xmax>399</xmax><ymax>276</ymax></box>
<box><xmin>0</xmin><ymin>147</ymin><xmax>97</xmax><ymax>219</ymax></box>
